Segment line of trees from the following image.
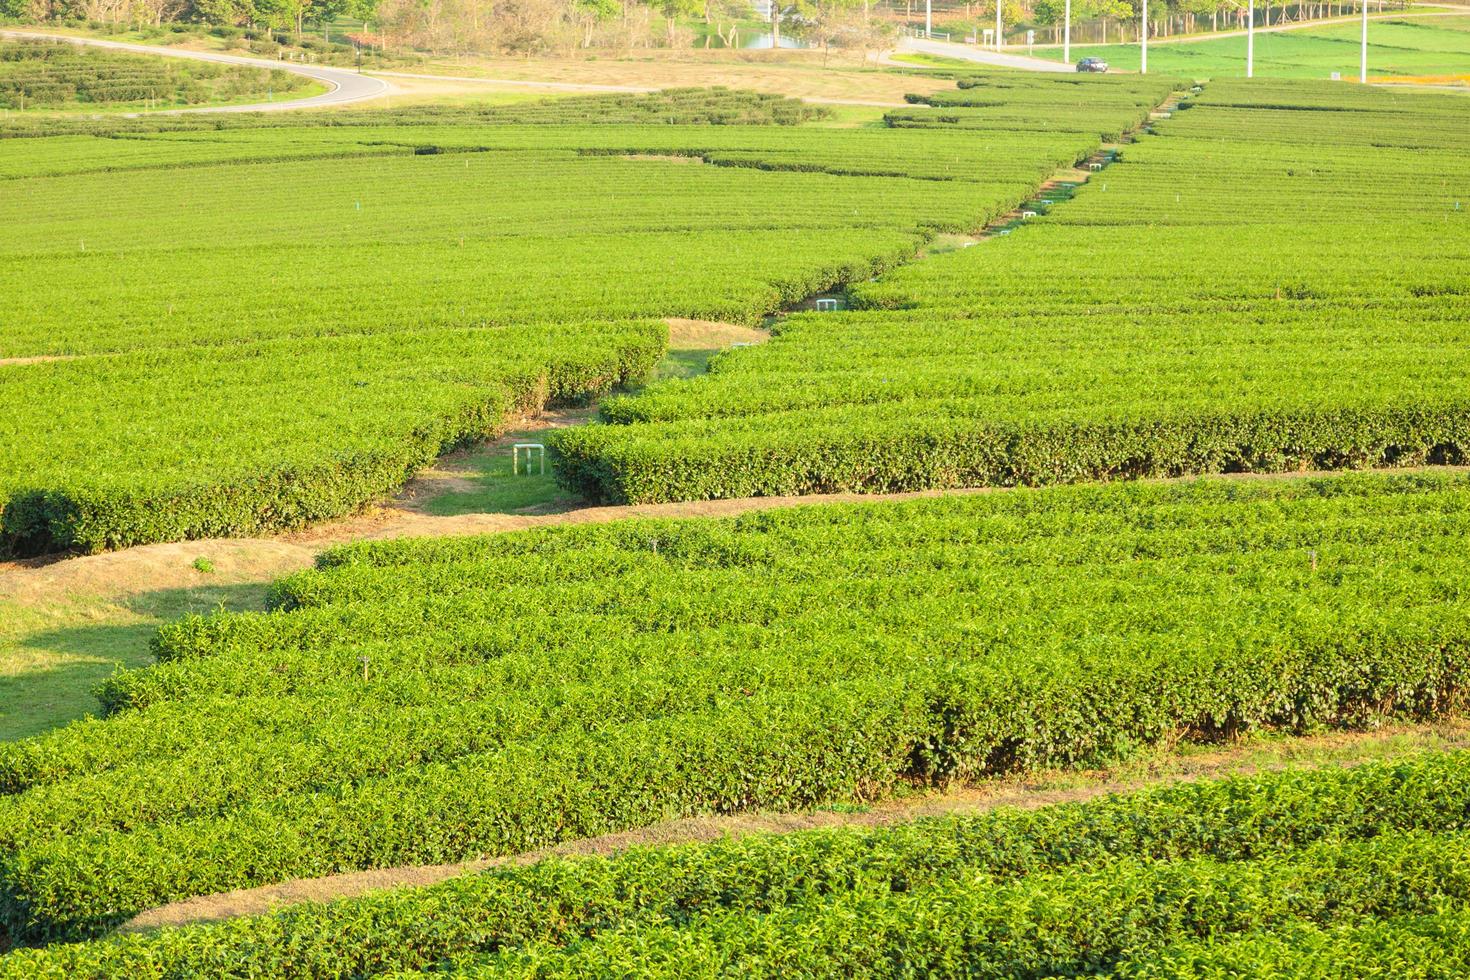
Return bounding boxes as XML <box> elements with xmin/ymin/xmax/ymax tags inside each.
<box><xmin>1</xmin><ymin>0</ymin><xmax>1406</xmax><ymax>51</ymax></box>
<box><xmin>2</xmin><ymin>0</ymin><xmax>895</xmax><ymax>57</ymax></box>
<box><xmin>377</xmin><ymin>0</ymin><xmax>895</xmax><ymax>56</ymax></box>
<box><xmin>5</xmin><ymin>0</ymin><xmax>374</xmax><ymax>34</ymax></box>
<box><xmin>921</xmin><ymin>0</ymin><xmax>1403</xmax><ymax>45</ymax></box>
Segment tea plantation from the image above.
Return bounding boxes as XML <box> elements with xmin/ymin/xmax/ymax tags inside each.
<box><xmin>3</xmin><ymin>471</ymin><xmax>1470</xmax><ymax>944</ymax></box>
<box><xmin>4</xmin><ymin>718</ymin><xmax>1470</xmax><ymax>973</ymax></box>
<box><xmin>4</xmin><ymin>56</ymin><xmax>1470</xmax><ymax>976</ymax></box>
<box><xmin>558</xmin><ymin>80</ymin><xmax>1470</xmax><ymax>503</ymax></box>
<box><xmin>0</xmin><ymin>79</ymin><xmax>1169</xmax><ymax>554</ymax></box>
<box><xmin>0</xmin><ymin>38</ymin><xmax>308</xmax><ymax>109</ymax></box>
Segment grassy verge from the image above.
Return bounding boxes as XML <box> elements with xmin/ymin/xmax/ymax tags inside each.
<box><xmin>0</xmin><ymin>582</ymin><xmax>269</xmax><ymax>741</ymax></box>
<box><xmin>889</xmin><ymin>52</ymin><xmax>975</xmax><ymax>68</ymax></box>
<box><xmin>1035</xmin><ymin>14</ymin><xmax>1470</xmax><ymax>78</ymax></box>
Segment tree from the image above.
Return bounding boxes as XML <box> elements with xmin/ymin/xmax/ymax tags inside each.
<box><xmin>1033</xmin><ymin>0</ymin><xmax>1064</xmax><ymax>40</ymax></box>
<box><xmin>574</xmin><ymin>0</ymin><xmax>621</xmax><ymax>47</ymax></box>
<box><xmin>190</xmin><ymin>0</ymin><xmax>245</xmax><ymax>23</ymax></box>
<box><xmin>703</xmin><ymin>0</ymin><xmax>750</xmax><ymax>48</ymax></box>
<box><xmin>251</xmin><ymin>0</ymin><xmax>299</xmax><ymax>35</ymax></box>
<box><xmin>310</xmin><ymin>0</ymin><xmax>352</xmax><ymax>38</ymax></box>
<box><xmin>1080</xmin><ymin>0</ymin><xmax>1132</xmax><ymax>42</ymax></box>
<box><xmin>789</xmin><ymin>0</ymin><xmax>879</xmax><ymax>62</ymax></box>
<box><xmin>657</xmin><ymin>0</ymin><xmax>700</xmax><ymax>43</ymax></box>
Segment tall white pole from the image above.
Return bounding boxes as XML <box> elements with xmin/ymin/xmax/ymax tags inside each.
<box><xmin>1140</xmin><ymin>0</ymin><xmax>1148</xmax><ymax>73</ymax></box>
<box><xmin>1359</xmin><ymin>0</ymin><xmax>1368</xmax><ymax>82</ymax></box>
<box><xmin>1246</xmin><ymin>0</ymin><xmax>1255</xmax><ymax>78</ymax></box>
<box><xmin>1063</xmin><ymin>0</ymin><xmax>1071</xmax><ymax>63</ymax></box>
<box><xmin>996</xmin><ymin>0</ymin><xmax>1002</xmax><ymax>49</ymax></box>
<box><xmin>925</xmin><ymin>0</ymin><xmax>931</xmax><ymax>36</ymax></box>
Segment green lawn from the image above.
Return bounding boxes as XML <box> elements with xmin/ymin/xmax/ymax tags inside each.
<box><xmin>416</xmin><ymin>433</ymin><xmax>579</xmax><ymax>518</ymax></box>
<box><xmin>1040</xmin><ymin>15</ymin><xmax>1470</xmax><ymax>78</ymax></box>
<box><xmin>0</xmin><ymin>583</ymin><xmax>269</xmax><ymax>741</ymax></box>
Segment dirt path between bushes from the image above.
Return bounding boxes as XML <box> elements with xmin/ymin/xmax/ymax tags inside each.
<box><xmin>0</xmin><ymin>476</ymin><xmax>1001</xmax><ymax>605</ymax></box>
<box><xmin>0</xmin><ymin>355</ymin><xmax>78</xmax><ymax>367</ymax></box>
<box><xmin>121</xmin><ymin>717</ymin><xmax>1470</xmax><ymax>932</ymax></box>
<box><xmin>0</xmin><ymin>318</ymin><xmax>772</xmax><ymax>604</ymax></box>
<box><xmin>19</xmin><ymin>459</ymin><xmax>1467</xmax><ymax>608</ymax></box>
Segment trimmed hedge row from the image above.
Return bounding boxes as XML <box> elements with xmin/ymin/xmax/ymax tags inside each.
<box><xmin>0</xmin><ymin>87</ymin><xmax>825</xmax><ymax>139</ymax></box>
<box><xmin>2</xmin><ymin>750</ymin><xmax>1468</xmax><ymax>975</ymax></box>
<box><xmin>554</xmin><ymin>399</ymin><xmax>1470</xmax><ymax>504</ymax></box>
<box><xmin>467</xmin><ymin>832</ymin><xmax>1470</xmax><ymax>977</ymax></box>
<box><xmin>3</xmin><ymin>473</ymin><xmax>1470</xmax><ymax>942</ymax></box>
<box><xmin>1105</xmin><ymin>912</ymin><xmax>1470</xmax><ymax>979</ymax></box>
<box><xmin>554</xmin><ymin>78</ymin><xmax>1470</xmax><ymax>506</ymax></box>
<box><xmin>0</xmin><ymin>322</ymin><xmax>665</xmax><ymax>555</ymax></box>
<box><xmin>0</xmin><ymin>39</ymin><xmax>306</xmax><ymax>108</ymax></box>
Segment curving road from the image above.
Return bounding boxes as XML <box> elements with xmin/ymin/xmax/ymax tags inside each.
<box><xmin>0</xmin><ymin>29</ymin><xmax>389</xmax><ymax>111</ymax></box>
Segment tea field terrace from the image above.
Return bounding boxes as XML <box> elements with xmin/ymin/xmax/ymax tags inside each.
<box><xmin>1</xmin><ymin>472</ymin><xmax>1469</xmax><ymax>942</ymax></box>
<box><xmin>557</xmin><ymin>79</ymin><xmax>1470</xmax><ymax>503</ymax></box>
<box><xmin>0</xmin><ymin>79</ymin><xmax>1173</xmax><ymax>555</ymax></box>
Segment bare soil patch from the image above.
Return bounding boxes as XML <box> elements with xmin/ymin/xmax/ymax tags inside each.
<box><xmin>0</xmin><ymin>355</ymin><xmax>78</xmax><ymax>367</ymax></box>
<box><xmin>374</xmin><ymin>53</ymin><xmax>945</xmax><ymax>107</ymax></box>
<box><xmin>0</xmin><ymin>539</ymin><xmax>314</xmax><ymax>606</ymax></box>
<box><xmin>665</xmin><ymin>317</ymin><xmax>767</xmax><ymax>349</ymax></box>
<box><xmin>619</xmin><ymin>153</ymin><xmax>705</xmax><ymax>163</ymax></box>
<box><xmin>121</xmin><ymin>717</ymin><xmax>1470</xmax><ymax>933</ymax></box>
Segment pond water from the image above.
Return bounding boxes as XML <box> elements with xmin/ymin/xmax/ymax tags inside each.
<box><xmin>703</xmin><ymin>30</ymin><xmax>808</xmax><ymax>49</ymax></box>
<box><xmin>739</xmin><ymin>32</ymin><xmax>808</xmax><ymax>49</ymax></box>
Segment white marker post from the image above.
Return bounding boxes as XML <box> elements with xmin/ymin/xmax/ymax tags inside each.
<box><xmin>1063</xmin><ymin>0</ymin><xmax>1071</xmax><ymax>64</ymax></box>
<box><xmin>1140</xmin><ymin>0</ymin><xmax>1148</xmax><ymax>73</ymax></box>
<box><xmin>926</xmin><ymin>0</ymin><xmax>932</xmax><ymax>36</ymax></box>
<box><xmin>1360</xmin><ymin>0</ymin><xmax>1368</xmax><ymax>83</ymax></box>
<box><xmin>513</xmin><ymin>443</ymin><xmax>546</xmax><ymax>475</ymax></box>
<box><xmin>1246</xmin><ymin>0</ymin><xmax>1255</xmax><ymax>78</ymax></box>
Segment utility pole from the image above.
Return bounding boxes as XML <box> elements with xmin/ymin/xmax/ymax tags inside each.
<box><xmin>1141</xmin><ymin>0</ymin><xmax>1148</xmax><ymax>73</ymax></box>
<box><xmin>1246</xmin><ymin>0</ymin><xmax>1255</xmax><ymax>78</ymax></box>
<box><xmin>1359</xmin><ymin>0</ymin><xmax>1368</xmax><ymax>82</ymax></box>
<box><xmin>1064</xmin><ymin>0</ymin><xmax>1071</xmax><ymax>63</ymax></box>
<box><xmin>926</xmin><ymin>0</ymin><xmax>931</xmax><ymax>36</ymax></box>
<box><xmin>995</xmin><ymin>0</ymin><xmax>1002</xmax><ymax>49</ymax></box>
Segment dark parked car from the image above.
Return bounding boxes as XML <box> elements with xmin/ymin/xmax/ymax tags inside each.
<box><xmin>1076</xmin><ymin>57</ymin><xmax>1109</xmax><ymax>73</ymax></box>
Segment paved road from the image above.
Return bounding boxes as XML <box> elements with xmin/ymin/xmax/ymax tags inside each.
<box><xmin>0</xmin><ymin>29</ymin><xmax>389</xmax><ymax>111</ymax></box>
